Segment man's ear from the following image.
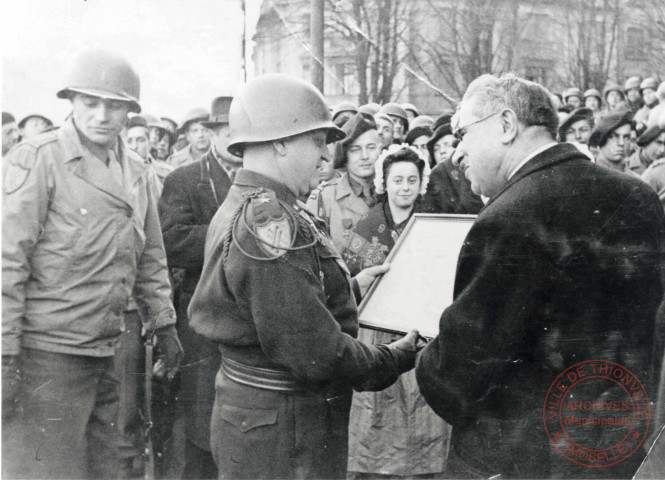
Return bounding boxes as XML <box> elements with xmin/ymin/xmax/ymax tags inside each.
<box><xmin>500</xmin><ymin>109</ymin><xmax>519</xmax><ymax>144</ymax></box>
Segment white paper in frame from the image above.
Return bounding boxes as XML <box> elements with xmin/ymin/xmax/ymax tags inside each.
<box><xmin>357</xmin><ymin>213</ymin><xmax>476</xmax><ymax>339</ymax></box>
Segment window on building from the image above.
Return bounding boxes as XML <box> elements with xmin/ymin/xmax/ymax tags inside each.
<box><xmin>625</xmin><ymin>27</ymin><xmax>646</xmax><ymax>60</ymax></box>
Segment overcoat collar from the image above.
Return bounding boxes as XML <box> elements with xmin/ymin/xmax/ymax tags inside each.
<box><xmin>484</xmin><ymin>142</ymin><xmax>588</xmax><ymax>210</ymax></box>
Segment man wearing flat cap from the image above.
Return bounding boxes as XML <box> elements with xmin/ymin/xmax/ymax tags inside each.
<box><xmin>159</xmin><ymin>96</ymin><xmax>241</xmax><ymax>479</ymax></box>
<box><xmin>307</xmin><ymin>112</ymin><xmax>381</xmax><ymax>251</ymax></box>
<box><xmin>169</xmin><ymin>108</ymin><xmax>210</xmax><ymax>170</ymax></box>
<box><xmin>589</xmin><ymin>108</ymin><xmax>636</xmax><ymax>175</ymax></box>
<box><xmin>2</xmin><ymin>49</ymin><xmax>181</xmax><ymax>479</ymax></box>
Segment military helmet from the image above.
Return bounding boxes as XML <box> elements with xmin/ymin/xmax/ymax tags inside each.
<box><xmin>227</xmin><ymin>74</ymin><xmax>345</xmax><ymax>157</ymax></box>
<box><xmin>57</xmin><ymin>49</ymin><xmax>141</xmax><ymax>113</ymax></box>
<box><xmin>640</xmin><ymin>78</ymin><xmax>659</xmax><ymax>92</ymax></box>
<box><xmin>563</xmin><ymin>87</ymin><xmax>583</xmax><ymax>102</ymax></box>
<box><xmin>584</xmin><ymin>88</ymin><xmax>602</xmax><ymax>101</ymax></box>
<box><xmin>603</xmin><ymin>81</ymin><xmax>624</xmax><ymax>99</ymax></box>
<box><xmin>624</xmin><ymin>76</ymin><xmax>642</xmax><ymax>91</ymax></box>
<box><xmin>378</xmin><ymin>103</ymin><xmax>408</xmax><ymax>122</ymax></box>
<box><xmin>331</xmin><ymin>101</ymin><xmax>358</xmax><ymax>121</ymax></box>
<box><xmin>401</xmin><ymin>103</ymin><xmax>419</xmax><ymax>116</ymax></box>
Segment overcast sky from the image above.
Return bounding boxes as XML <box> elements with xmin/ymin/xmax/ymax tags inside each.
<box><xmin>2</xmin><ymin>0</ymin><xmax>261</xmax><ymax>126</ymax></box>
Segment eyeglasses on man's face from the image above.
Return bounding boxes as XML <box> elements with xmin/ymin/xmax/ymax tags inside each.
<box><xmin>453</xmin><ymin>111</ymin><xmax>499</xmax><ymax>142</ymax></box>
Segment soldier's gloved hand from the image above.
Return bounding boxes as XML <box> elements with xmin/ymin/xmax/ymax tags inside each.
<box><xmin>386</xmin><ymin>330</ymin><xmax>427</xmax><ymax>374</ymax></box>
<box><xmin>153</xmin><ymin>326</ymin><xmax>183</xmax><ymax>381</ymax></box>
<box><xmin>354</xmin><ymin>263</ymin><xmax>390</xmax><ymax>298</ymax></box>
<box><xmin>2</xmin><ymin>355</ymin><xmax>20</xmax><ymax>418</ymax></box>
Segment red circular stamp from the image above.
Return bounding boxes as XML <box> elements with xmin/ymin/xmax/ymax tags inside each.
<box><xmin>543</xmin><ymin>360</ymin><xmax>650</xmax><ymax>468</ymax></box>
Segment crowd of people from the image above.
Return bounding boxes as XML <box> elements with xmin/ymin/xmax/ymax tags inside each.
<box><xmin>3</xmin><ymin>47</ymin><xmax>665</xmax><ymax>480</ymax></box>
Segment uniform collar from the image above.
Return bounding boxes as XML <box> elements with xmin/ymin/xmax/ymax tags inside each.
<box><xmin>233</xmin><ymin>168</ymin><xmax>298</xmax><ymax>205</ymax></box>
<box><xmin>335</xmin><ymin>173</ymin><xmax>353</xmax><ymax>200</ymax></box>
<box><xmin>57</xmin><ymin>117</ymin><xmax>146</xmax><ymax>204</ymax></box>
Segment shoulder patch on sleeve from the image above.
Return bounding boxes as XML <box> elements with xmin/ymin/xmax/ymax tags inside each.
<box><xmin>235</xmin><ymin>191</ymin><xmax>295</xmax><ymax>259</ymax></box>
<box><xmin>3</xmin><ymin>149</ymin><xmax>38</xmax><ymax>195</ymax></box>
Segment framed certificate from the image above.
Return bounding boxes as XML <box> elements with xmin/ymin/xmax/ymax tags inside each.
<box><xmin>358</xmin><ymin>213</ymin><xmax>476</xmax><ymax>338</ymax></box>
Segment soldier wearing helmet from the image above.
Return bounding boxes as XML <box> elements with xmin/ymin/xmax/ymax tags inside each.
<box><xmin>379</xmin><ymin>102</ymin><xmax>409</xmax><ymax>143</ymax></box>
<box><xmin>634</xmin><ymin>78</ymin><xmax>661</xmax><ymax>126</ymax></box>
<box><xmin>563</xmin><ymin>87</ymin><xmax>583</xmax><ymax>109</ymax></box>
<box><xmin>624</xmin><ymin>75</ymin><xmax>645</xmax><ymax>112</ymax></box>
<box><xmin>1</xmin><ymin>49</ymin><xmax>182</xmax><ymax>479</ymax></box>
<box><xmin>188</xmin><ymin>73</ymin><xmax>424</xmax><ymax>479</ymax></box>
<box><xmin>584</xmin><ymin>88</ymin><xmax>603</xmax><ymax>114</ymax></box>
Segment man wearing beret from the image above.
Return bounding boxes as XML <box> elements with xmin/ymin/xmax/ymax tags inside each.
<box><xmin>307</xmin><ymin>112</ymin><xmax>381</xmax><ymax>252</ymax></box>
<box><xmin>625</xmin><ymin>124</ymin><xmax>665</xmax><ymax>175</ymax></box>
<box><xmin>558</xmin><ymin>107</ymin><xmax>594</xmax><ymax>145</ymax></box>
<box><xmin>588</xmin><ymin>108</ymin><xmax>636</xmax><ymax>175</ymax></box>
<box><xmin>159</xmin><ymin>96</ymin><xmax>240</xmax><ymax>479</ymax></box>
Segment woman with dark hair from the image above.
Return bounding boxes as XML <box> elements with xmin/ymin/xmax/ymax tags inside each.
<box><xmin>342</xmin><ymin>147</ymin><xmax>451</xmax><ymax>478</ymax></box>
<box><xmin>341</xmin><ymin>146</ymin><xmax>428</xmax><ymax>274</ymax></box>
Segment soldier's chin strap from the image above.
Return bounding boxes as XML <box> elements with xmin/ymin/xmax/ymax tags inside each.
<box><xmin>230</xmin><ymin>190</ymin><xmax>318</xmax><ymax>261</ymax></box>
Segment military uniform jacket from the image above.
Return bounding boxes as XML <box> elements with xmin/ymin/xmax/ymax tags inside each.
<box><xmin>306</xmin><ymin>172</ymin><xmax>371</xmax><ymax>253</ymax></box>
<box><xmin>2</xmin><ymin>118</ymin><xmax>175</xmax><ymax>357</ymax></box>
<box><xmin>188</xmin><ymin>168</ymin><xmax>403</xmax><ymax>391</ymax></box>
<box><xmin>416</xmin><ymin>143</ymin><xmax>665</xmax><ymax>478</ymax></box>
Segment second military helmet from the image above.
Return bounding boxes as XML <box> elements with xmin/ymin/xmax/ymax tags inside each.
<box><xmin>228</xmin><ymin>74</ymin><xmax>345</xmax><ymax>157</ymax></box>
<box><xmin>57</xmin><ymin>49</ymin><xmax>141</xmax><ymax>113</ymax></box>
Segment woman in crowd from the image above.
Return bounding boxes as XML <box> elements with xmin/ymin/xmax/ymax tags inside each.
<box><xmin>342</xmin><ymin>146</ymin><xmax>451</xmax><ymax>479</ymax></box>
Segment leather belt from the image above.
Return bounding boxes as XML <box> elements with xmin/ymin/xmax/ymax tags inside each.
<box><xmin>221</xmin><ymin>357</ymin><xmax>305</xmax><ymax>392</ymax></box>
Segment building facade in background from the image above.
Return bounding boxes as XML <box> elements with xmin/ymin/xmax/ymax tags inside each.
<box><xmin>253</xmin><ymin>0</ymin><xmax>665</xmax><ymax>115</ymax></box>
